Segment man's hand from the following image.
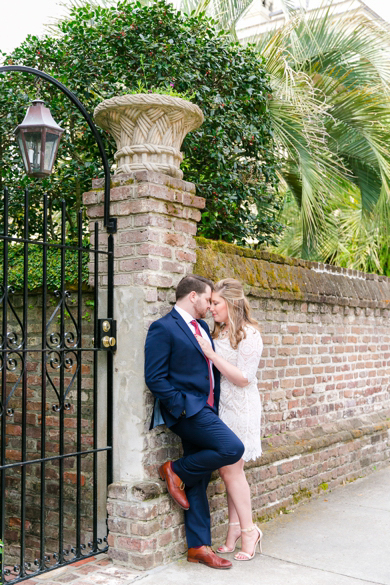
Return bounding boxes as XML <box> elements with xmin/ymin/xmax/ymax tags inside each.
<box><xmin>195</xmin><ymin>334</ymin><xmax>215</xmax><ymax>359</ymax></box>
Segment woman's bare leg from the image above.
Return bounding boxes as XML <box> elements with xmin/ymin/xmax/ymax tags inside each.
<box><xmin>219</xmin><ymin>459</ymin><xmax>259</xmax><ymax>558</ymax></box>
<box><xmin>218</xmin><ymin>492</ymin><xmax>241</xmax><ymax>550</ymax></box>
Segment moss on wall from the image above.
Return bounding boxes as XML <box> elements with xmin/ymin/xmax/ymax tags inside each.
<box><xmin>195</xmin><ymin>237</ymin><xmax>304</xmax><ymax>297</ymax></box>
<box><xmin>194</xmin><ymin>237</ymin><xmax>390</xmax><ymax>307</ymax></box>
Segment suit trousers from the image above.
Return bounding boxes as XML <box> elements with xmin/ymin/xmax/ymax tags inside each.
<box><xmin>171</xmin><ymin>405</ymin><xmax>244</xmax><ymax>548</ymax></box>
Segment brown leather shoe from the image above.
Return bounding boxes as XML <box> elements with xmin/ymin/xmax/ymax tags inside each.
<box><xmin>158</xmin><ymin>461</ymin><xmax>189</xmax><ymax>510</ymax></box>
<box><xmin>187</xmin><ymin>546</ymin><xmax>233</xmax><ymax>569</ymax></box>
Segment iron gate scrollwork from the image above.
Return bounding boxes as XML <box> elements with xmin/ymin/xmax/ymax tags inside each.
<box><xmin>0</xmin><ymin>185</ymin><xmax>114</xmax><ymax>583</ymax></box>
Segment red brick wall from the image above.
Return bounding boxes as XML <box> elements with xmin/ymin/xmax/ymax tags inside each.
<box><xmin>107</xmin><ymin>238</ymin><xmax>390</xmax><ymax>570</ymax></box>
<box><xmin>259</xmin><ymin>301</ymin><xmax>389</xmax><ymax>433</ymax></box>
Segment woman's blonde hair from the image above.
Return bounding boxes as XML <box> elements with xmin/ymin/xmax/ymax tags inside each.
<box><xmin>212</xmin><ymin>278</ymin><xmax>259</xmax><ymax>348</ymax></box>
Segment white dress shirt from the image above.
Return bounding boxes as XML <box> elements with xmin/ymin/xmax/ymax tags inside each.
<box><xmin>174</xmin><ymin>304</ymin><xmax>215</xmax><ymax>389</ymax></box>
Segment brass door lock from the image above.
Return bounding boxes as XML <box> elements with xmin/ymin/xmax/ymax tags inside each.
<box><xmin>98</xmin><ymin>319</ymin><xmax>117</xmax><ymax>351</ymax></box>
<box><xmin>102</xmin><ymin>336</ymin><xmax>116</xmax><ymax>348</ymax></box>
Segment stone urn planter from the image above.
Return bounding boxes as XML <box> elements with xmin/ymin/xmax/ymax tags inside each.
<box><xmin>94</xmin><ymin>93</ymin><xmax>204</xmax><ymax>179</ymax></box>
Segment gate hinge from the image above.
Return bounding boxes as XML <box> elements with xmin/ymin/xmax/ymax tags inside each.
<box><xmin>98</xmin><ymin>319</ymin><xmax>117</xmax><ymax>351</ymax></box>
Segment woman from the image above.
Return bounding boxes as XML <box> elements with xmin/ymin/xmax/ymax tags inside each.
<box><xmin>195</xmin><ymin>278</ymin><xmax>263</xmax><ymax>561</ymax></box>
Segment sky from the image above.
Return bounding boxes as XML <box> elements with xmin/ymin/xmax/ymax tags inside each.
<box><xmin>1</xmin><ymin>0</ymin><xmax>66</xmax><ymax>54</ymax></box>
<box><xmin>1</xmin><ymin>0</ymin><xmax>390</xmax><ymax>55</ymax></box>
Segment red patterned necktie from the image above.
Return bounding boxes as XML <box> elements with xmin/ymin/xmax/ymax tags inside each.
<box><xmin>190</xmin><ymin>320</ymin><xmax>214</xmax><ymax>408</ymax></box>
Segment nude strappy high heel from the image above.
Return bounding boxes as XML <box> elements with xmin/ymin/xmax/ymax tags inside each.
<box><xmin>234</xmin><ymin>525</ymin><xmax>263</xmax><ymax>561</ymax></box>
<box><xmin>217</xmin><ymin>522</ymin><xmax>241</xmax><ymax>553</ymax></box>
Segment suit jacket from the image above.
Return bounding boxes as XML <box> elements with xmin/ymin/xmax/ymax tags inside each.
<box><xmin>145</xmin><ymin>307</ymin><xmax>221</xmax><ymax>429</ymax></box>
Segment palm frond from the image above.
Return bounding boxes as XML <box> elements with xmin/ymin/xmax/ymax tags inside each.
<box><xmin>45</xmin><ymin>0</ymin><xmax>117</xmax><ymax>34</ymax></box>
<box><xmin>178</xmin><ymin>0</ymin><xmax>255</xmax><ymax>33</ymax></box>
<box><xmin>279</xmin><ymin>0</ymin><xmax>301</xmax><ymax>19</ymax></box>
<box><xmin>251</xmin><ymin>2</ymin><xmax>390</xmax><ymax>266</ymax></box>
<box><xmin>180</xmin><ymin>0</ymin><xmax>212</xmax><ymax>17</ymax></box>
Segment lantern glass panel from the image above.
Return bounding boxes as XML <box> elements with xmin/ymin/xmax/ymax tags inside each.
<box><xmin>44</xmin><ymin>133</ymin><xmax>59</xmax><ymax>172</ymax></box>
<box><xmin>16</xmin><ymin>133</ymin><xmax>29</xmax><ymax>173</ymax></box>
<box><xmin>24</xmin><ymin>131</ymin><xmax>42</xmax><ymax>173</ymax></box>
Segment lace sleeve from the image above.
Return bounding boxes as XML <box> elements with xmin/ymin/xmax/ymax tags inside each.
<box><xmin>237</xmin><ymin>327</ymin><xmax>263</xmax><ymax>383</ymax></box>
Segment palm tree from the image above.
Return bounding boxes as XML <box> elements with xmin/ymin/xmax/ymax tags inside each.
<box><xmin>260</xmin><ymin>3</ymin><xmax>390</xmax><ymax>270</ymax></box>
<box><xmin>182</xmin><ymin>0</ymin><xmax>390</xmax><ymax>272</ymax></box>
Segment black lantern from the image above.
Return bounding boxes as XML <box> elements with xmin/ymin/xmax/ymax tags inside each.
<box><xmin>14</xmin><ymin>99</ymin><xmax>64</xmax><ymax>178</ymax></box>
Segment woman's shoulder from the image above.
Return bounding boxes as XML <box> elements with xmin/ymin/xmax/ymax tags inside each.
<box><xmin>240</xmin><ymin>324</ymin><xmax>262</xmax><ymax>346</ymax></box>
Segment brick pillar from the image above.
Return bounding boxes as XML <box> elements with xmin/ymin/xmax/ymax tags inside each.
<box><xmin>83</xmin><ymin>170</ymin><xmax>205</xmax><ymax>569</ymax></box>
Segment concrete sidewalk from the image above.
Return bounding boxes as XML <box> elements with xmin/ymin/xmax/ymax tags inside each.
<box><xmin>24</xmin><ymin>464</ymin><xmax>390</xmax><ymax>585</ymax></box>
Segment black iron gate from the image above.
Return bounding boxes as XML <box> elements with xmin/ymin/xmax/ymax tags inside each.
<box><xmin>0</xmin><ymin>185</ymin><xmax>114</xmax><ymax>583</ymax></box>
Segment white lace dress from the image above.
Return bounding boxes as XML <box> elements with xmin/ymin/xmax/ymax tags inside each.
<box><xmin>215</xmin><ymin>326</ymin><xmax>263</xmax><ymax>462</ymax></box>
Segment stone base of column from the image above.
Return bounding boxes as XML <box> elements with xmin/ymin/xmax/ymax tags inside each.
<box><xmin>106</xmin><ymin>481</ymin><xmax>186</xmax><ymax>570</ymax></box>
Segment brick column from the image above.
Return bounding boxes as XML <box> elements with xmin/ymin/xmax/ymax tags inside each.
<box><xmin>83</xmin><ymin>170</ymin><xmax>205</xmax><ymax>569</ymax></box>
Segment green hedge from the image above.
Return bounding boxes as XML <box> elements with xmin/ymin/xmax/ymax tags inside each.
<box><xmin>0</xmin><ymin>242</ymin><xmax>90</xmax><ymax>292</ymax></box>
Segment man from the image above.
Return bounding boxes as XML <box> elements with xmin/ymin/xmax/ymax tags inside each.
<box><xmin>145</xmin><ymin>274</ymin><xmax>244</xmax><ymax>569</ymax></box>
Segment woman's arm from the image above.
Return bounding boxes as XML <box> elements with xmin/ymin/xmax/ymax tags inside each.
<box><xmin>195</xmin><ymin>335</ymin><xmax>250</xmax><ymax>388</ymax></box>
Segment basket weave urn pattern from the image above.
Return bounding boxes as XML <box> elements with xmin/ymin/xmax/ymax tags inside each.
<box><xmin>94</xmin><ymin>93</ymin><xmax>204</xmax><ymax>179</ymax></box>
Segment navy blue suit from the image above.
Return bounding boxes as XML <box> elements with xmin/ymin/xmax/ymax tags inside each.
<box><xmin>145</xmin><ymin>308</ymin><xmax>244</xmax><ymax>547</ymax></box>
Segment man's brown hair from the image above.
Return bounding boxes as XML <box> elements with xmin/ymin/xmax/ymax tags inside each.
<box><xmin>176</xmin><ymin>274</ymin><xmax>214</xmax><ymax>301</ymax></box>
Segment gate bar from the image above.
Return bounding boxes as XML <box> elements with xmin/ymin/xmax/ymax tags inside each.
<box><xmin>0</xmin><ymin>447</ymin><xmax>112</xmax><ymax>472</ymax></box>
<box><xmin>93</xmin><ymin>222</ymin><xmax>99</xmax><ymax>552</ymax></box>
<box><xmin>0</xmin><ymin>235</ymin><xmax>110</xmax><ymax>254</ymax></box>
<box><xmin>76</xmin><ymin>209</ymin><xmax>83</xmax><ymax>558</ymax></box>
<box><xmin>58</xmin><ymin>201</ymin><xmax>66</xmax><ymax>565</ymax></box>
<box><xmin>107</xmin><ymin>235</ymin><xmax>114</xmax><ymax>486</ymax></box>
<box><xmin>1</xmin><ymin>188</ymin><xmax>9</xmax><ymax>582</ymax></box>
<box><xmin>20</xmin><ymin>188</ymin><xmax>29</xmax><ymax>579</ymax></box>
<box><xmin>39</xmin><ymin>194</ymin><xmax>49</xmax><ymax>572</ymax></box>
